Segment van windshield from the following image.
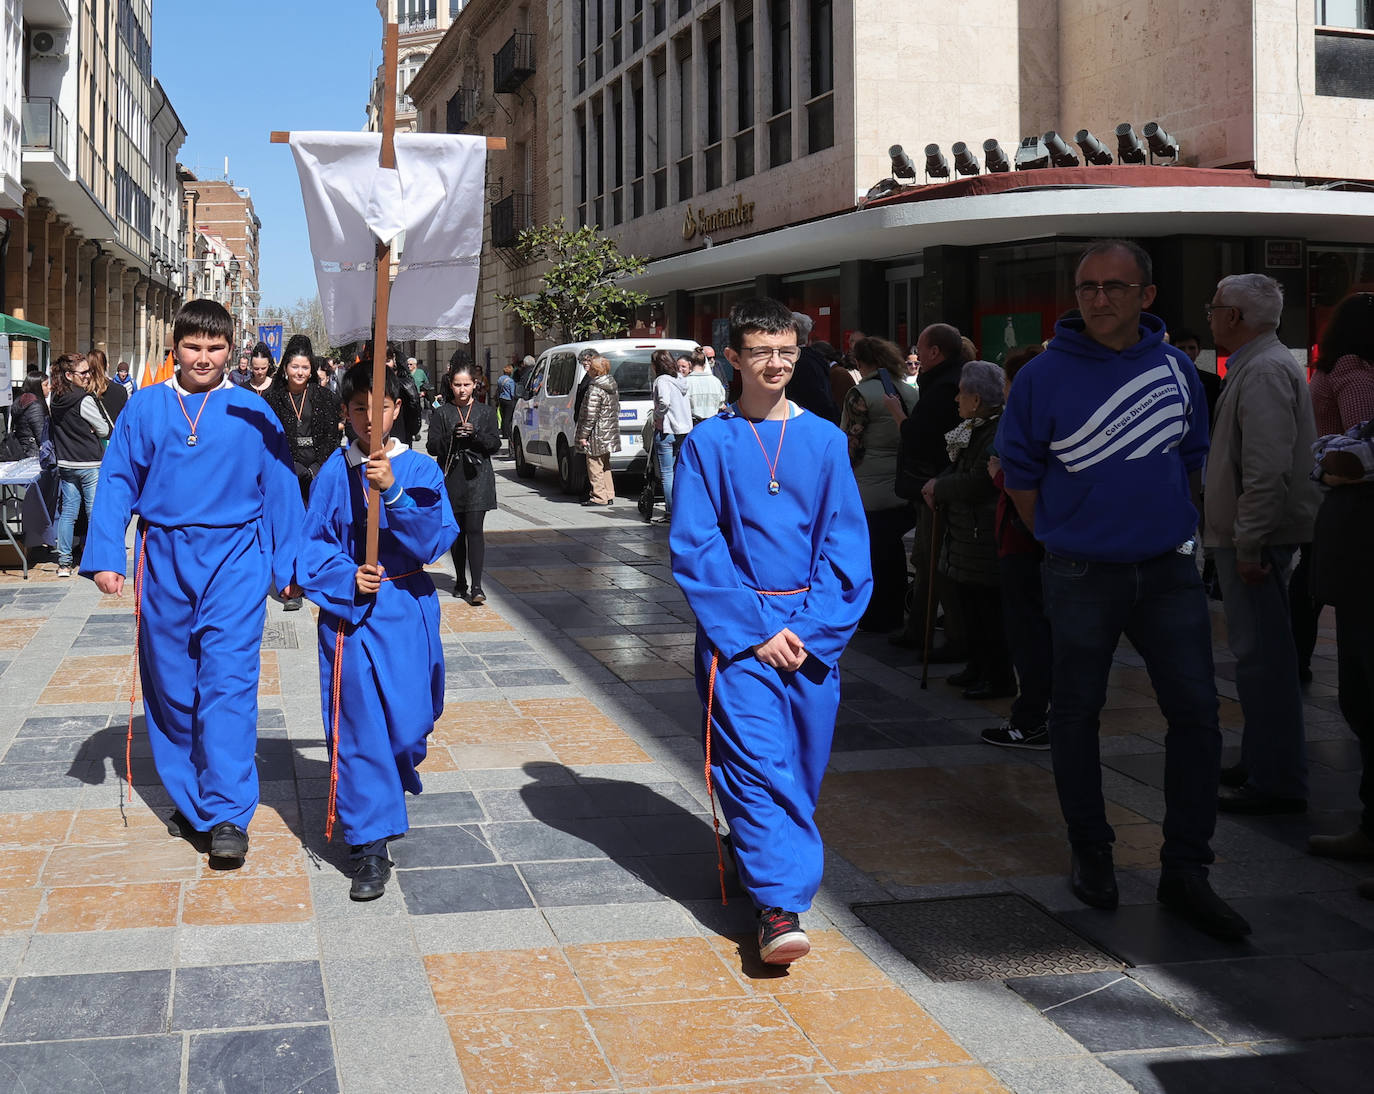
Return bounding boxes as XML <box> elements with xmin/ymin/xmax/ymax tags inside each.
<box><xmin>602</xmin><ymin>348</ymin><xmax>672</xmax><ymax>400</ymax></box>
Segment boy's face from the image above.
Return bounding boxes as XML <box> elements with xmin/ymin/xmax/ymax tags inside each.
<box><xmin>177</xmin><ymin>333</ymin><xmax>232</xmax><ymax>394</ymax></box>
<box><xmin>725</xmin><ymin>330</ymin><xmax>799</xmax><ymax>399</ymax></box>
<box><xmin>345</xmin><ymin>390</ymin><xmax>399</xmax><ymax>451</ymax></box>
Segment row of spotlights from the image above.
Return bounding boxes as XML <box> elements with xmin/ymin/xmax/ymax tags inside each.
<box><xmin>889</xmin><ymin>123</ymin><xmax>1180</xmax><ymax>180</ymax></box>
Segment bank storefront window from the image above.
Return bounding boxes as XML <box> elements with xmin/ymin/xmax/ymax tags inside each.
<box><xmin>782</xmin><ymin>268</ymin><xmax>841</xmax><ymax>345</ymax></box>
<box><xmin>1310</xmin><ymin>244</ymin><xmax>1374</xmax><ymax>361</ymax></box>
<box><xmin>975</xmin><ymin>242</ymin><xmax>1082</xmax><ymax>363</ymax></box>
<box><xmin>690</xmin><ymin>282</ymin><xmax>756</xmax><ymax>352</ymax></box>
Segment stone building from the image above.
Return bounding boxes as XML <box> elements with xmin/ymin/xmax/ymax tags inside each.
<box><xmin>1</xmin><ymin>0</ymin><xmax>186</xmax><ymax>382</ymax></box>
<box><xmin>179</xmin><ymin>172</ymin><xmax>261</xmax><ymax>347</ymax></box>
<box><xmin>366</xmin><ymin>1</ymin><xmax>470</xmax><ymax>135</ymax></box>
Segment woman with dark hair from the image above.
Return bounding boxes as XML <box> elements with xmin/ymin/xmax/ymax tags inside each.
<box><xmin>49</xmin><ymin>354</ymin><xmax>110</xmax><ymax>577</ymax></box>
<box><xmin>1313</xmin><ymin>293</ymin><xmax>1374</xmax><ymax>437</ymax></box>
<box><xmin>843</xmin><ymin>336</ymin><xmax>919</xmax><ymax>632</ymax></box>
<box><xmin>650</xmin><ymin>348</ymin><xmax>692</xmax><ymax>522</ymax></box>
<box><xmin>263</xmin><ymin>340</ymin><xmax>343</xmax><ymax>499</ymax></box>
<box><xmin>427</xmin><ymin>351</ymin><xmax>501</xmax><ymax>603</ymax></box>
<box><xmin>247</xmin><ymin>341</ymin><xmax>275</xmax><ymax>396</ymax></box>
<box><xmin>10</xmin><ymin>370</ymin><xmax>50</xmax><ymax>458</ymax></box>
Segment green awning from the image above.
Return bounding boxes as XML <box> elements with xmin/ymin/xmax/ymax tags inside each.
<box><xmin>0</xmin><ymin>314</ymin><xmax>50</xmax><ymax>341</ymax></box>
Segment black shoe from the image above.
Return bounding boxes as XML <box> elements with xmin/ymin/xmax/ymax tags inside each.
<box><xmin>757</xmin><ymin>907</ymin><xmax>809</xmax><ymax>964</ymax></box>
<box><xmin>946</xmin><ymin>667</ymin><xmax>980</xmax><ymax>688</ymax></box>
<box><xmin>452</xmin><ymin>585</ymin><xmax>467</xmax><ymax>599</ymax></box>
<box><xmin>209</xmin><ymin>822</ymin><xmax>249</xmax><ymax>865</ymax></box>
<box><xmin>1070</xmin><ymin>844</ymin><xmax>1118</xmax><ymax>909</ymax></box>
<box><xmin>1217</xmin><ymin>785</ymin><xmax>1307</xmax><ymax>815</ymax></box>
<box><xmin>469</xmin><ymin>589</ymin><xmax>486</xmax><ymax>606</ymax></box>
<box><xmin>1157</xmin><ymin>872</ymin><xmax>1251</xmax><ymax>940</ymax></box>
<box><xmin>166</xmin><ymin>809</ymin><xmax>196</xmax><ymax>839</ymax></box>
<box><xmin>350</xmin><ymin>855</ymin><xmax>392</xmax><ymax>901</ymax></box>
<box><xmin>981</xmin><ymin>721</ymin><xmax>1050</xmax><ymax>750</ymax></box>
<box><xmin>963</xmin><ymin>679</ymin><xmax>1018</xmax><ymax>701</ymax></box>
<box><xmin>283</xmin><ymin>597</ymin><xmax>303</xmax><ymax>612</ymax></box>
<box><xmin>1219</xmin><ymin>763</ymin><xmax>1248</xmax><ymax>789</ymax></box>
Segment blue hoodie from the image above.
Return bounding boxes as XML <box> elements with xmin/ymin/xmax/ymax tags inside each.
<box><xmin>995</xmin><ymin>313</ymin><xmax>1207</xmax><ymax>563</ymax></box>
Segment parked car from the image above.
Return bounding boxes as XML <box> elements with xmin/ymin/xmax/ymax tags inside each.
<box><xmin>511</xmin><ymin>337</ymin><xmax>700</xmax><ymax>493</ymax></box>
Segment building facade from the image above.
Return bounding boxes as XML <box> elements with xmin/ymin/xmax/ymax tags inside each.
<box><xmin>179</xmin><ymin>173</ymin><xmax>260</xmax><ymax>345</ymax></box>
<box><xmin>406</xmin><ymin>0</ymin><xmax>547</xmax><ymax>377</ymax></box>
<box><xmin>2</xmin><ymin>0</ymin><xmax>186</xmax><ymax>382</ymax></box>
<box><xmin>366</xmin><ymin>1</ymin><xmax>470</xmax><ymax>134</ymax></box>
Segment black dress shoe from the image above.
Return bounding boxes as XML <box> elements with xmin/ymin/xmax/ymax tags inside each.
<box><xmin>1070</xmin><ymin>843</ymin><xmax>1118</xmax><ymax>909</ymax></box>
<box><xmin>1157</xmin><ymin>872</ymin><xmax>1251</xmax><ymax>940</ymax></box>
<box><xmin>963</xmin><ymin>679</ymin><xmax>1018</xmax><ymax>701</ymax></box>
<box><xmin>209</xmin><ymin>822</ymin><xmax>249</xmax><ymax>864</ymax></box>
<box><xmin>283</xmin><ymin>597</ymin><xmax>303</xmax><ymax>612</ymax></box>
<box><xmin>946</xmin><ymin>667</ymin><xmax>980</xmax><ymax>688</ymax></box>
<box><xmin>350</xmin><ymin>855</ymin><xmax>392</xmax><ymax>901</ymax></box>
<box><xmin>1217</xmin><ymin>785</ymin><xmax>1307</xmax><ymax>815</ymax></box>
<box><xmin>469</xmin><ymin>589</ymin><xmax>486</xmax><ymax>606</ymax></box>
<box><xmin>452</xmin><ymin>586</ymin><xmax>467</xmax><ymax>599</ymax></box>
<box><xmin>1219</xmin><ymin>763</ymin><xmax>1248</xmax><ymax>789</ymax></box>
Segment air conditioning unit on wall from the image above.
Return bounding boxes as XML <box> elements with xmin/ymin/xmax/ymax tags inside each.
<box><xmin>30</xmin><ymin>29</ymin><xmax>69</xmax><ymax>61</ymax></box>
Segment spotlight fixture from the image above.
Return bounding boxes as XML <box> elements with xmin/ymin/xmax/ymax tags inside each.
<box><xmin>983</xmin><ymin>138</ymin><xmax>1011</xmax><ymax>173</ymax></box>
<box><xmin>1043</xmin><ymin>130</ymin><xmax>1080</xmax><ymax>167</ymax></box>
<box><xmin>1115</xmin><ymin>123</ymin><xmax>1147</xmax><ymax>164</ymax></box>
<box><xmin>952</xmin><ymin>141</ymin><xmax>980</xmax><ymax>176</ymax></box>
<box><xmin>889</xmin><ymin>144</ymin><xmax>917</xmax><ymax>180</ymax></box>
<box><xmin>1143</xmin><ymin>121</ymin><xmax>1180</xmax><ymax>161</ymax></box>
<box><xmin>1014</xmin><ymin>135</ymin><xmax>1049</xmax><ymax>171</ymax></box>
<box><xmin>924</xmin><ymin>143</ymin><xmax>950</xmax><ymax>179</ymax></box>
<box><xmin>1074</xmin><ymin>129</ymin><xmax>1114</xmax><ymax>165</ymax></box>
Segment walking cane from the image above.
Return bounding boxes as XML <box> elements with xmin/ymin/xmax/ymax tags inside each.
<box><xmin>920</xmin><ymin>505</ymin><xmax>942</xmax><ymax>690</ymax></box>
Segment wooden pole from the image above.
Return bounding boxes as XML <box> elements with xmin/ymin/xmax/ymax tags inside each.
<box><xmin>365</xmin><ymin>21</ymin><xmax>400</xmax><ymax>569</ymax></box>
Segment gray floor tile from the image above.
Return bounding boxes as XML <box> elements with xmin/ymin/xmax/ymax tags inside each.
<box><xmin>476</xmin><ymin>783</ymin><xmax>598</xmax><ymax>820</ymax></box>
<box><xmin>390</xmin><ymin>824</ymin><xmax>495</xmax><ymax>868</ymax></box>
<box><xmin>993</xmin><ymin>1055</ymin><xmax>1139</xmax><ymax>1094</ymax></box>
<box><xmin>0</xmin><ymin>970</ymin><xmax>170</xmax><ymax>1042</ymax></box>
<box><xmin>397</xmin><ymin>864</ymin><xmax>533</xmax><ymax>915</ymax></box>
<box><xmin>518</xmin><ymin>858</ymin><xmax>668</xmax><ymax>907</ymax></box>
<box><xmin>331</xmin><ymin>1016</ymin><xmax>463</xmax><ymax>1094</ymax></box>
<box><xmin>173</xmin><ymin>960</ymin><xmax>328</xmax><ymax>1030</ymax></box>
<box><xmin>1099</xmin><ymin>1045</ymin><xmax>1297</xmax><ymax>1094</ymax></box>
<box><xmin>322</xmin><ymin>956</ymin><xmax>438</xmax><ymax>1020</ymax></box>
<box><xmin>483</xmin><ymin>816</ymin><xmax>640</xmax><ymax>861</ymax></box>
<box><xmin>187</xmin><ymin>1025</ymin><xmax>338</xmax><ymax>1094</ymax></box>
<box><xmin>1007</xmin><ymin>971</ymin><xmax>1219</xmax><ymax>1052</ymax></box>
<box><xmin>14</xmin><ymin>713</ymin><xmax>109</xmax><ymax>737</ymax></box>
<box><xmin>404</xmin><ymin>789</ymin><xmax>485</xmax><ymax>826</ymax></box>
<box><xmin>543</xmin><ymin>902</ymin><xmax>698</xmax><ymax>945</ymax></box>
<box><xmin>1230</xmin><ymin>894</ymin><xmax>1374</xmax><ymax>955</ymax></box>
<box><xmin>21</xmin><ymin>928</ymin><xmax>176</xmax><ymax>976</ymax></box>
<box><xmin>177</xmin><ymin>923</ymin><xmax>320</xmax><ymax>968</ymax></box>
<box><xmin>409</xmin><ymin>908</ymin><xmax>558</xmax><ymax>954</ymax></box>
<box><xmin>1056</xmin><ymin>903</ymin><xmax>1267</xmax><ymax>966</ymax></box>
<box><xmin>0</xmin><ymin>1035</ymin><xmax>182</xmax><ymax>1093</ymax></box>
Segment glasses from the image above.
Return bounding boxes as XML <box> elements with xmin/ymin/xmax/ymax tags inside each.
<box><xmin>1204</xmin><ymin>303</ymin><xmax>1244</xmax><ymax>320</ymax></box>
<box><xmin>1074</xmin><ymin>281</ymin><xmax>1143</xmax><ymax>301</ymax></box>
<box><xmin>70</xmin><ymin>368</ymin><xmax>90</xmax><ymax>377</ymax></box>
<box><xmin>741</xmin><ymin>345</ymin><xmax>800</xmax><ymax>364</ymax></box>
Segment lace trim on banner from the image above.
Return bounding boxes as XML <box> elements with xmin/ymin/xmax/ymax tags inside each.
<box><xmin>331</xmin><ymin>324</ymin><xmax>471</xmax><ymax>344</ymax></box>
<box><xmin>317</xmin><ymin>256</ymin><xmax>481</xmax><ymax>274</ymax></box>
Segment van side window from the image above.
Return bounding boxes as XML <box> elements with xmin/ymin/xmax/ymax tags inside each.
<box><xmin>546</xmin><ymin>353</ymin><xmax>577</xmax><ymax>397</ymax></box>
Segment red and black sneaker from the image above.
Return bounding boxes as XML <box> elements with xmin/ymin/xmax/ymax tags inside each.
<box><xmin>757</xmin><ymin>907</ymin><xmax>809</xmax><ymax>965</ymax></box>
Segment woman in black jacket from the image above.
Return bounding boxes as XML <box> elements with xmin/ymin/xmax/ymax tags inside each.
<box><xmin>11</xmin><ymin>371</ymin><xmax>49</xmax><ymax>458</ymax></box>
<box><xmin>428</xmin><ymin>351</ymin><xmax>500</xmax><ymax>603</ymax></box>
<box><xmin>263</xmin><ymin>339</ymin><xmax>343</xmax><ymax>501</ymax></box>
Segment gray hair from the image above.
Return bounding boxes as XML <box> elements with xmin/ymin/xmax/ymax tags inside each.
<box><xmin>792</xmin><ymin>312</ymin><xmax>814</xmax><ymax>342</ymax></box>
<box><xmin>959</xmin><ymin>360</ymin><xmax>1007</xmax><ymax>410</ymax></box>
<box><xmin>1217</xmin><ymin>273</ymin><xmax>1283</xmax><ymax>330</ymax></box>
<box><xmin>521</xmin><ymin>354</ymin><xmax>537</xmax><ymax>368</ymax></box>
<box><xmin>577</xmin><ymin>347</ymin><xmax>599</xmax><ymax>364</ymax></box>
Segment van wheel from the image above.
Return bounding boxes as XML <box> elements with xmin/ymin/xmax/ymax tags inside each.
<box><xmin>557</xmin><ymin>439</ymin><xmax>584</xmax><ymax>495</ymax></box>
<box><xmin>512</xmin><ymin>432</ymin><xmax>536</xmax><ymax>478</ymax></box>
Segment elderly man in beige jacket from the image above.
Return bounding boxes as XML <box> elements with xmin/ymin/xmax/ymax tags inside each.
<box><xmin>1203</xmin><ymin>273</ymin><xmax>1321</xmax><ymax>815</ymax></box>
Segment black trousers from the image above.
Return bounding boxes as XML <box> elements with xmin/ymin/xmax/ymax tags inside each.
<box><xmin>1000</xmin><ymin>551</ymin><xmax>1053</xmax><ymax>727</ymax></box>
<box><xmin>955</xmin><ymin>580</ymin><xmax>1013</xmax><ymax>686</ymax></box>
<box><xmin>451</xmin><ymin>510</ymin><xmax>487</xmax><ymax>592</ymax></box>
<box><xmin>862</xmin><ymin>505</ymin><xmax>916</xmax><ymax>631</ymax></box>
<box><xmin>1336</xmin><ymin>604</ymin><xmax>1374</xmax><ymax>837</ymax></box>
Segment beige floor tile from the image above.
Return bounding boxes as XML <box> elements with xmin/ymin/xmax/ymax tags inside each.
<box><xmin>780</xmin><ymin>987</ymin><xmax>973</xmax><ymax>1071</ymax></box>
<box><xmin>424</xmin><ymin>949</ymin><xmax>588</xmax><ymax>1014</ymax></box>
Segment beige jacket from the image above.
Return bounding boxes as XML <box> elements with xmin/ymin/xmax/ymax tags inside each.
<box><xmin>575</xmin><ymin>375</ymin><xmax>622</xmax><ymax>457</ymax></box>
<box><xmin>1202</xmin><ymin>332</ymin><xmax>1320</xmax><ymax>561</ymax></box>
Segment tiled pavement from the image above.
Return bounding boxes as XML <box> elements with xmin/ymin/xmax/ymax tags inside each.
<box><xmin>0</xmin><ymin>463</ymin><xmax>1372</xmax><ymax>1092</ymax></box>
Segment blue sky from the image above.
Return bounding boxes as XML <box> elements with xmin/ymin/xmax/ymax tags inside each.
<box><xmin>153</xmin><ymin>1</ymin><xmax>382</xmax><ymax>314</ymax></box>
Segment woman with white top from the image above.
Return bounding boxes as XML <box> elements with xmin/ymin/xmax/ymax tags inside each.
<box><xmin>650</xmin><ymin>349</ymin><xmax>693</xmax><ymax>523</ymax></box>
<box><xmin>49</xmin><ymin>353</ymin><xmax>110</xmax><ymax>577</ymax></box>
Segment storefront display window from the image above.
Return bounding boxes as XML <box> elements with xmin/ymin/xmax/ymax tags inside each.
<box><xmin>689</xmin><ymin>282</ymin><xmax>755</xmax><ymax>351</ymax></box>
<box><xmin>1309</xmin><ymin>245</ymin><xmax>1374</xmax><ymax>363</ymax></box>
<box><xmin>781</xmin><ymin>268</ymin><xmax>840</xmax><ymax>345</ymax></box>
<box><xmin>974</xmin><ymin>242</ymin><xmax>1082</xmax><ymax>363</ymax></box>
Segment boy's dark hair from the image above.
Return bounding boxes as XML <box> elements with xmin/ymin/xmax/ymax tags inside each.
<box><xmin>728</xmin><ymin>297</ymin><xmax>797</xmax><ymax>352</ymax></box>
<box><xmin>340</xmin><ymin>361</ymin><xmax>402</xmax><ymax>404</ymax></box>
<box><xmin>1078</xmin><ymin>238</ymin><xmax>1153</xmax><ymax>286</ymax></box>
<box><xmin>173</xmin><ymin>299</ymin><xmax>234</xmax><ymax>346</ymax></box>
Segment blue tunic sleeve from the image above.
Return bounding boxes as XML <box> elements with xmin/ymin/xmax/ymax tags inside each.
<box><xmin>385</xmin><ymin>452</ymin><xmax>460</xmax><ymax>565</ymax></box>
<box><xmin>297</xmin><ymin>455</ymin><xmax>369</xmax><ymax>625</ymax></box>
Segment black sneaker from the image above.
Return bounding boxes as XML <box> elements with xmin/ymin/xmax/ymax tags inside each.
<box><xmin>981</xmin><ymin>721</ymin><xmax>1050</xmax><ymax>750</ymax></box>
<box><xmin>349</xmin><ymin>855</ymin><xmax>393</xmax><ymax>901</ymax></box>
<box><xmin>208</xmin><ymin>822</ymin><xmax>249</xmax><ymax>865</ymax></box>
<box><xmin>757</xmin><ymin>907</ymin><xmax>809</xmax><ymax>965</ymax></box>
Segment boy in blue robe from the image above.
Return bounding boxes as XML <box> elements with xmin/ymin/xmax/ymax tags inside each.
<box><xmin>670</xmin><ymin>297</ymin><xmax>872</xmax><ymax>964</ymax></box>
<box><xmin>82</xmin><ymin>300</ymin><xmax>304</xmax><ymax>865</ymax></box>
<box><xmin>297</xmin><ymin>363</ymin><xmax>458</xmax><ymax>900</ymax></box>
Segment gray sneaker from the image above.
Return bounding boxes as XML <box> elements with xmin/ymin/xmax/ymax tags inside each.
<box><xmin>980</xmin><ymin>721</ymin><xmax>1050</xmax><ymax>750</ymax></box>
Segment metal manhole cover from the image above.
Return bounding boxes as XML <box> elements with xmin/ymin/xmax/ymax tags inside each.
<box><xmin>261</xmin><ymin>620</ymin><xmax>299</xmax><ymax>649</ymax></box>
<box><xmin>853</xmin><ymin>893</ymin><xmax>1122</xmax><ymax>982</ymax></box>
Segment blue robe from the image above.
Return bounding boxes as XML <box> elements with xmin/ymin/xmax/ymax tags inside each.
<box><xmin>297</xmin><ymin>440</ymin><xmax>458</xmax><ymax>846</ymax></box>
<box><xmin>669</xmin><ymin>405</ymin><xmax>872</xmax><ymax>911</ymax></box>
<box><xmin>79</xmin><ymin>377</ymin><xmax>304</xmax><ymax>831</ymax></box>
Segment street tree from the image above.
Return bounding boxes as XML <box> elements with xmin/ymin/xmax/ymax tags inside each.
<box><xmin>495</xmin><ymin>218</ymin><xmax>648</xmax><ymax>342</ymax></box>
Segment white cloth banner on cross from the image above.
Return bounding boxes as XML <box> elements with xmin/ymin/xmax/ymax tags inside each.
<box><xmin>288</xmin><ymin>131</ymin><xmax>488</xmax><ymax>345</ymax></box>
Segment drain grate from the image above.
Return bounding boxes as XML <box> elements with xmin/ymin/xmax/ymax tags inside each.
<box><xmin>853</xmin><ymin>893</ymin><xmax>1122</xmax><ymax>982</ymax></box>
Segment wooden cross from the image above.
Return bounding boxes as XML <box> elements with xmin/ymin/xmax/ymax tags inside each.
<box><xmin>271</xmin><ymin>22</ymin><xmax>506</xmax><ymax>565</ymax></box>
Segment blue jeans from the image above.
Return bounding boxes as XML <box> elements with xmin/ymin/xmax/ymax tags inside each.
<box><xmin>1213</xmin><ymin>545</ymin><xmax>1307</xmax><ymax>800</ymax></box>
<box><xmin>56</xmin><ymin>466</ymin><xmax>100</xmax><ymax>568</ymax></box>
<box><xmin>1042</xmin><ymin>548</ymin><xmax>1221</xmax><ymax>872</ymax></box>
<box><xmin>654</xmin><ymin>432</ymin><xmax>680</xmax><ymax>515</ymax></box>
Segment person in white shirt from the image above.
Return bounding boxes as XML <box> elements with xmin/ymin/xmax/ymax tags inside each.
<box><xmin>685</xmin><ymin>351</ymin><xmax>727</xmax><ymax>424</ymax></box>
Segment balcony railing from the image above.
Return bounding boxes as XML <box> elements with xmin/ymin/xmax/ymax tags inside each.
<box><xmin>491</xmin><ymin>192</ymin><xmax>533</xmax><ymax>248</ymax></box>
<box><xmin>446</xmin><ymin>87</ymin><xmax>479</xmax><ymax>133</ymax></box>
<box><xmin>493</xmin><ymin>32</ymin><xmax>536</xmax><ymax>94</ymax></box>
<box><xmin>400</xmin><ymin>15</ymin><xmax>437</xmax><ymax>32</ymax></box>
<box><xmin>21</xmin><ymin>97</ymin><xmax>69</xmax><ymax>172</ymax></box>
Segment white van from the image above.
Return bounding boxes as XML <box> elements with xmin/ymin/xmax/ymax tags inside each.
<box><xmin>511</xmin><ymin>337</ymin><xmax>701</xmax><ymax>492</ymax></box>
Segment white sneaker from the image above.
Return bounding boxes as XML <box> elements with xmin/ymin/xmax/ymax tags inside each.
<box><xmin>56</xmin><ymin>565</ymin><xmax>71</xmax><ymax>578</ymax></box>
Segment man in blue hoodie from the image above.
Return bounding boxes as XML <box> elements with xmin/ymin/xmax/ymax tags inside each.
<box><xmin>997</xmin><ymin>239</ymin><xmax>1249</xmax><ymax>941</ymax></box>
